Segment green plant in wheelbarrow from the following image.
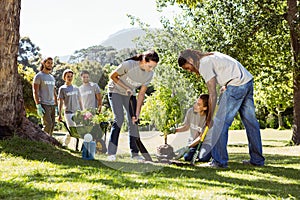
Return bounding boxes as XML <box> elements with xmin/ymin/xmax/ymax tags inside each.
<box><xmin>72</xmin><ymin>107</ymin><xmax>112</xmax><ymax>153</ymax></box>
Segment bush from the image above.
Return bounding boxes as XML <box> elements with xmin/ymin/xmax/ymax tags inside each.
<box><xmin>258</xmin><ymin>120</ymin><xmax>267</xmax><ymax>129</ymax></box>
<box><xmin>229</xmin><ymin>115</ymin><xmax>244</xmax><ymax>130</ymax></box>
<box><xmin>283</xmin><ymin>115</ymin><xmax>293</xmax><ymax>129</ymax></box>
<box><xmin>266</xmin><ymin>113</ymin><xmax>278</xmax><ymax>129</ymax></box>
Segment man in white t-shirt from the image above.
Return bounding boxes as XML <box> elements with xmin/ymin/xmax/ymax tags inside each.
<box><xmin>178</xmin><ymin>49</ymin><xmax>265</xmax><ymax>168</ymax></box>
<box><xmin>32</xmin><ymin>57</ymin><xmax>57</xmax><ymax>136</ymax></box>
<box><xmin>79</xmin><ymin>70</ymin><xmax>102</xmax><ymax>112</ymax></box>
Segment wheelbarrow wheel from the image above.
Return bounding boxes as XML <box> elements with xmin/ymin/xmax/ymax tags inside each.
<box><xmin>96</xmin><ymin>139</ymin><xmax>107</xmax><ymax>154</ymax></box>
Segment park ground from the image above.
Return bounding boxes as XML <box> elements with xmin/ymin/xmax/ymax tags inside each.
<box><xmin>54</xmin><ymin>128</ymin><xmax>300</xmax><ymax>157</ymax></box>
<box><xmin>0</xmin><ymin>129</ymin><xmax>299</xmax><ymax>199</ymax></box>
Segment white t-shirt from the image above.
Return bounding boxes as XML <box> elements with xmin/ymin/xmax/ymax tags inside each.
<box><xmin>33</xmin><ymin>71</ymin><xmax>55</xmax><ymax>105</ymax></box>
<box><xmin>108</xmin><ymin>60</ymin><xmax>154</xmax><ymax>95</ymax></box>
<box><xmin>58</xmin><ymin>85</ymin><xmax>81</xmax><ymax>113</ymax></box>
<box><xmin>79</xmin><ymin>82</ymin><xmax>101</xmax><ymax>109</ymax></box>
<box><xmin>199</xmin><ymin>52</ymin><xmax>253</xmax><ymax>86</ymax></box>
<box><xmin>183</xmin><ymin>108</ymin><xmax>206</xmax><ymax>144</ymax></box>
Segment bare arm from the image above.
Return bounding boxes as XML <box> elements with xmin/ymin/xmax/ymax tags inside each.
<box><xmin>58</xmin><ymin>98</ymin><xmax>64</xmax><ymax>121</ymax></box>
<box><xmin>110</xmin><ymin>71</ymin><xmax>131</xmax><ymax>94</ymax></box>
<box><xmin>189</xmin><ymin>136</ymin><xmax>201</xmax><ymax>148</ymax></box>
<box><xmin>96</xmin><ymin>93</ymin><xmax>102</xmax><ymax>113</ymax></box>
<box><xmin>188</xmin><ymin>126</ymin><xmax>210</xmax><ymax>148</ymax></box>
<box><xmin>32</xmin><ymin>83</ymin><xmax>40</xmax><ymax>104</ymax></box>
<box><xmin>175</xmin><ymin>124</ymin><xmax>190</xmax><ymax>133</ymax></box>
<box><xmin>206</xmin><ymin>77</ymin><xmax>217</xmax><ymax>127</ymax></box>
<box><xmin>78</xmin><ymin>96</ymin><xmax>83</xmax><ymax>110</ymax></box>
<box><xmin>135</xmin><ymin>85</ymin><xmax>147</xmax><ymax>119</ymax></box>
<box><xmin>54</xmin><ymin>87</ymin><xmax>58</xmax><ymax>105</ymax></box>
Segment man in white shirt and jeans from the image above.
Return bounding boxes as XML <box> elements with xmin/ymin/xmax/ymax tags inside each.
<box><xmin>178</xmin><ymin>49</ymin><xmax>265</xmax><ymax>168</ymax></box>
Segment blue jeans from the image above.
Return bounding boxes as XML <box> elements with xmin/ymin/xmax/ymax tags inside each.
<box><xmin>184</xmin><ymin>144</ymin><xmax>212</xmax><ymax>162</ymax></box>
<box><xmin>211</xmin><ymin>80</ymin><xmax>265</xmax><ymax>167</ymax></box>
<box><xmin>107</xmin><ymin>93</ymin><xmax>140</xmax><ymax>157</ymax></box>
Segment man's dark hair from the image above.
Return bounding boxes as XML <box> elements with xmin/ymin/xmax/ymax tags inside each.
<box><xmin>80</xmin><ymin>70</ymin><xmax>90</xmax><ymax>77</ymax></box>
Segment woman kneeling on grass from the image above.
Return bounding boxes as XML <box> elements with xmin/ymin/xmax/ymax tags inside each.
<box><xmin>169</xmin><ymin>94</ymin><xmax>212</xmax><ymax>162</ymax></box>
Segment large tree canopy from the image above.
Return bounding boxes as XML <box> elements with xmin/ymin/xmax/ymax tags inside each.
<box><xmin>131</xmin><ymin>0</ymin><xmax>299</xmax><ymax>143</ymax></box>
<box><xmin>155</xmin><ymin>0</ymin><xmax>300</xmax><ymax>144</ymax></box>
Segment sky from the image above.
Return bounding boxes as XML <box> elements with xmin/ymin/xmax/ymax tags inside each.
<box><xmin>20</xmin><ymin>0</ymin><xmax>179</xmax><ymax>57</ymax></box>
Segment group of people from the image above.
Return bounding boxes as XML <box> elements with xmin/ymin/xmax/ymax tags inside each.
<box><xmin>32</xmin><ymin>58</ymin><xmax>102</xmax><ymax>144</ymax></box>
<box><xmin>33</xmin><ymin>49</ymin><xmax>265</xmax><ymax>168</ymax></box>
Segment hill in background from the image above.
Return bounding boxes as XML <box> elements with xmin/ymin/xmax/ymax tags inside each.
<box><xmin>100</xmin><ymin>27</ymin><xmax>146</xmax><ymax>50</ymax></box>
<box><xmin>59</xmin><ymin>28</ymin><xmax>146</xmax><ymax>62</ymax></box>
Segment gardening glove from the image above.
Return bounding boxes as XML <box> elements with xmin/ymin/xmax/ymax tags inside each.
<box><xmin>168</xmin><ymin>127</ymin><xmax>176</xmax><ymax>135</ymax></box>
<box><xmin>36</xmin><ymin>104</ymin><xmax>45</xmax><ymax>117</ymax></box>
<box><xmin>174</xmin><ymin>146</ymin><xmax>189</xmax><ymax>160</ymax></box>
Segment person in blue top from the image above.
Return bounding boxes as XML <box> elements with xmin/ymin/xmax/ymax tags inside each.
<box><xmin>178</xmin><ymin>49</ymin><xmax>265</xmax><ymax>168</ymax></box>
<box><xmin>107</xmin><ymin>50</ymin><xmax>159</xmax><ymax>161</ymax></box>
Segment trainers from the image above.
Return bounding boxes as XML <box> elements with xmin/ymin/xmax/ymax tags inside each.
<box><xmin>200</xmin><ymin>161</ymin><xmax>228</xmax><ymax>169</ymax></box>
<box><xmin>107</xmin><ymin>155</ymin><xmax>116</xmax><ymax>161</ymax></box>
<box><xmin>242</xmin><ymin>160</ymin><xmax>264</xmax><ymax>167</ymax></box>
<box><xmin>131</xmin><ymin>155</ymin><xmax>145</xmax><ymax>161</ymax></box>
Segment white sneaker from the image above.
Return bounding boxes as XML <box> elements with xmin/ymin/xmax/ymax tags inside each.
<box><xmin>131</xmin><ymin>155</ymin><xmax>145</xmax><ymax>161</ymax></box>
<box><xmin>107</xmin><ymin>155</ymin><xmax>116</xmax><ymax>161</ymax></box>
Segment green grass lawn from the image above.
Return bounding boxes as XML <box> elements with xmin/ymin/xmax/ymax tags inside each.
<box><xmin>0</xmin><ymin>130</ymin><xmax>299</xmax><ymax>200</ymax></box>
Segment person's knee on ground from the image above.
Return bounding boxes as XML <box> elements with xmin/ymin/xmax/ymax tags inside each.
<box><xmin>198</xmin><ymin>144</ymin><xmax>212</xmax><ymax>162</ymax></box>
<box><xmin>183</xmin><ymin>148</ymin><xmax>196</xmax><ymax>161</ymax></box>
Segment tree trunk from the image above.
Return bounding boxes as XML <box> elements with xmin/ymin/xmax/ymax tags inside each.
<box><xmin>287</xmin><ymin>0</ymin><xmax>300</xmax><ymax>145</ymax></box>
<box><xmin>278</xmin><ymin>111</ymin><xmax>284</xmax><ymax>129</ymax></box>
<box><xmin>276</xmin><ymin>104</ymin><xmax>284</xmax><ymax>130</ymax></box>
<box><xmin>0</xmin><ymin>0</ymin><xmax>60</xmax><ymax>146</ymax></box>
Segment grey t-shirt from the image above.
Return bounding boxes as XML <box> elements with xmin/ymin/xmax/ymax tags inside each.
<box><xmin>108</xmin><ymin>60</ymin><xmax>154</xmax><ymax>95</ymax></box>
<box><xmin>79</xmin><ymin>82</ymin><xmax>101</xmax><ymax>109</ymax></box>
<box><xmin>183</xmin><ymin>107</ymin><xmax>206</xmax><ymax>144</ymax></box>
<box><xmin>33</xmin><ymin>71</ymin><xmax>55</xmax><ymax>105</ymax></box>
<box><xmin>58</xmin><ymin>85</ymin><xmax>81</xmax><ymax>113</ymax></box>
<box><xmin>199</xmin><ymin>52</ymin><xmax>253</xmax><ymax>86</ymax></box>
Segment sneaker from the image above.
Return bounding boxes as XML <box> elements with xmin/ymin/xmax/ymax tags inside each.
<box><xmin>107</xmin><ymin>155</ymin><xmax>116</xmax><ymax>161</ymax></box>
<box><xmin>242</xmin><ymin>160</ymin><xmax>264</xmax><ymax>167</ymax></box>
<box><xmin>131</xmin><ymin>155</ymin><xmax>145</xmax><ymax>162</ymax></box>
<box><xmin>200</xmin><ymin>161</ymin><xmax>228</xmax><ymax>169</ymax></box>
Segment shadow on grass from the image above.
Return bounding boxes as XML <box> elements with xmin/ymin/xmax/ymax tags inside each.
<box><xmin>147</xmin><ymin>153</ymin><xmax>300</xmax><ymax>199</ymax></box>
<box><xmin>0</xmin><ymin>136</ymin><xmax>106</xmax><ymax>168</ymax></box>
<box><xmin>0</xmin><ymin>180</ymin><xmax>57</xmax><ymax>199</ymax></box>
<box><xmin>0</xmin><ymin>179</ymin><xmax>120</xmax><ymax>200</ymax></box>
<box><xmin>1</xmin><ymin>136</ymin><xmax>299</xmax><ymax>199</ymax></box>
